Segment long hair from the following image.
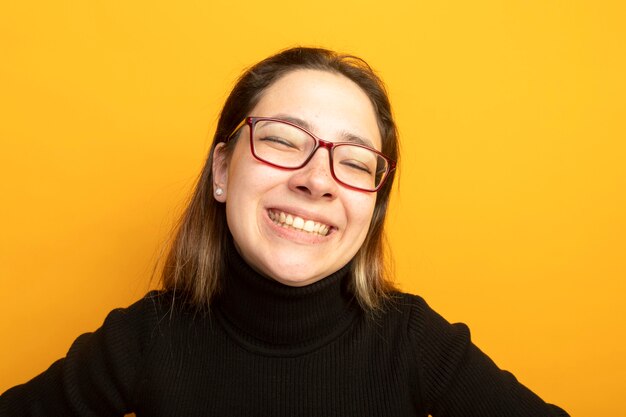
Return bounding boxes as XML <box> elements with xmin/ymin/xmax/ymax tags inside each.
<box><xmin>161</xmin><ymin>47</ymin><xmax>399</xmax><ymax>310</ymax></box>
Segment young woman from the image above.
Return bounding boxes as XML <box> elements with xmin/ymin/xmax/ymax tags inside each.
<box><xmin>0</xmin><ymin>47</ymin><xmax>569</xmax><ymax>416</ymax></box>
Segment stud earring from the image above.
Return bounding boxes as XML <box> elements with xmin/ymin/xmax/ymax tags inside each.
<box><xmin>215</xmin><ymin>188</ymin><xmax>224</xmax><ymax>196</ymax></box>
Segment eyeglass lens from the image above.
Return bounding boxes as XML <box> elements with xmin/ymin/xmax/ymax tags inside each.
<box><xmin>251</xmin><ymin>119</ymin><xmax>388</xmax><ymax>191</ymax></box>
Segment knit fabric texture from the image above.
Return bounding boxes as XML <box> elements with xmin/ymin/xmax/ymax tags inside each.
<box><xmin>1</xmin><ymin>247</ymin><xmax>569</xmax><ymax>416</ymax></box>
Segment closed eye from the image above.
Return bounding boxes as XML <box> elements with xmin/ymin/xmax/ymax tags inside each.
<box><xmin>340</xmin><ymin>160</ymin><xmax>373</xmax><ymax>174</ymax></box>
<box><xmin>259</xmin><ymin>136</ymin><xmax>298</xmax><ymax>149</ymax></box>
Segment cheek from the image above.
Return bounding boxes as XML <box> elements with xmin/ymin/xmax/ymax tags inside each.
<box><xmin>345</xmin><ymin>194</ymin><xmax>377</xmax><ymax>236</ymax></box>
<box><xmin>225</xmin><ymin>157</ymin><xmax>287</xmax><ymax>225</ymax></box>
<box><xmin>228</xmin><ymin>163</ymin><xmax>284</xmax><ymax>201</ymax></box>
<box><xmin>226</xmin><ymin>146</ymin><xmax>264</xmax><ymax>197</ymax></box>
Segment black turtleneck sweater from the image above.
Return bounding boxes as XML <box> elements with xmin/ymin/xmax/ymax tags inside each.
<box><xmin>0</xmin><ymin>247</ymin><xmax>569</xmax><ymax>416</ymax></box>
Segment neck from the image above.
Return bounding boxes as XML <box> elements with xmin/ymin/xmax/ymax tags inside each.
<box><xmin>215</xmin><ymin>240</ymin><xmax>360</xmax><ymax>355</ymax></box>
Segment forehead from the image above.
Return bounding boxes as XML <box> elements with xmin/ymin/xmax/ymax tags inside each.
<box><xmin>249</xmin><ymin>69</ymin><xmax>382</xmax><ymax>150</ymax></box>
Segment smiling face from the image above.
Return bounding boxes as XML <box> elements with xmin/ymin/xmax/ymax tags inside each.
<box><xmin>213</xmin><ymin>69</ymin><xmax>382</xmax><ymax>286</ymax></box>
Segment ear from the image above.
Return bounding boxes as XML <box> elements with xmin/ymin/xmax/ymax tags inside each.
<box><xmin>212</xmin><ymin>142</ymin><xmax>229</xmax><ymax>202</ymax></box>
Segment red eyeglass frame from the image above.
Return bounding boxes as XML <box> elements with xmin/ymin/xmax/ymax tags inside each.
<box><xmin>226</xmin><ymin>116</ymin><xmax>396</xmax><ymax>193</ymax></box>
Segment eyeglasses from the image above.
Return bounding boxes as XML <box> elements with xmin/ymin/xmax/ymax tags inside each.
<box><xmin>226</xmin><ymin>117</ymin><xmax>396</xmax><ymax>192</ymax></box>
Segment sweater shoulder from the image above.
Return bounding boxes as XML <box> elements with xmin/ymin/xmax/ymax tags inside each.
<box><xmin>372</xmin><ymin>292</ymin><xmax>471</xmax><ymax>357</ymax></box>
<box><xmin>117</xmin><ymin>290</ymin><xmax>174</xmax><ymax>317</ymax></box>
<box><xmin>379</xmin><ymin>291</ymin><xmax>467</xmax><ymax>338</ymax></box>
<box><xmin>105</xmin><ymin>291</ymin><xmax>173</xmax><ymax>340</ymax></box>
<box><xmin>109</xmin><ymin>290</ymin><xmax>194</xmax><ymax>348</ymax></box>
<box><xmin>389</xmin><ymin>292</ymin><xmax>470</xmax><ymax>341</ymax></box>
<box><xmin>0</xmin><ymin>291</ymin><xmax>180</xmax><ymax>415</ymax></box>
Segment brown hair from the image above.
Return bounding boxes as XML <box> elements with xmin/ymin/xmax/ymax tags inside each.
<box><xmin>161</xmin><ymin>47</ymin><xmax>399</xmax><ymax>310</ymax></box>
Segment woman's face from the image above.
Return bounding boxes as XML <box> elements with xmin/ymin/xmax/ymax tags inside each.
<box><xmin>213</xmin><ymin>69</ymin><xmax>381</xmax><ymax>286</ymax></box>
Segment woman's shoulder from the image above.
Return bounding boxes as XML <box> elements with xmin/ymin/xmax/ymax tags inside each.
<box><xmin>378</xmin><ymin>291</ymin><xmax>471</xmax><ymax>347</ymax></box>
<box><xmin>99</xmin><ymin>290</ymin><xmax>194</xmax><ymax>341</ymax></box>
<box><xmin>109</xmin><ymin>290</ymin><xmax>173</xmax><ymax>322</ymax></box>
<box><xmin>114</xmin><ymin>290</ymin><xmax>198</xmax><ymax>317</ymax></box>
<box><xmin>379</xmin><ymin>291</ymin><xmax>442</xmax><ymax>323</ymax></box>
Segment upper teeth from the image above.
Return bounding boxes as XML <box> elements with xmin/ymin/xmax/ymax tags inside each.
<box><xmin>268</xmin><ymin>210</ymin><xmax>331</xmax><ymax>236</ymax></box>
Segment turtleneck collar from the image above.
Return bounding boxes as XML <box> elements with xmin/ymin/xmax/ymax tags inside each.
<box><xmin>214</xmin><ymin>237</ymin><xmax>360</xmax><ymax>356</ymax></box>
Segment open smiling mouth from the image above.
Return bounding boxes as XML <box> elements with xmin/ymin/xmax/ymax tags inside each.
<box><xmin>267</xmin><ymin>209</ymin><xmax>333</xmax><ymax>236</ymax></box>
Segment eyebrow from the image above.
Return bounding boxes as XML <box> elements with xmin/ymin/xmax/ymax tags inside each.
<box><xmin>270</xmin><ymin>114</ymin><xmax>376</xmax><ymax>149</ymax></box>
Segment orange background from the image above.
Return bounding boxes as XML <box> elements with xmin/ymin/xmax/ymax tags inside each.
<box><xmin>1</xmin><ymin>1</ymin><xmax>625</xmax><ymax>415</ymax></box>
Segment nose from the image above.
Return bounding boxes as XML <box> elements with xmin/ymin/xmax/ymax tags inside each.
<box><xmin>287</xmin><ymin>147</ymin><xmax>338</xmax><ymax>200</ymax></box>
